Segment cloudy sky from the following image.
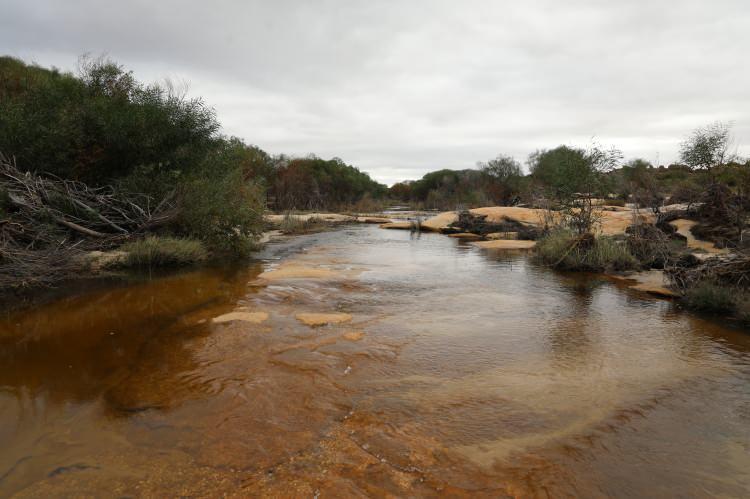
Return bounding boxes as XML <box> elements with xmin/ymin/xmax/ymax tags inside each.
<box><xmin>2</xmin><ymin>0</ymin><xmax>749</xmax><ymax>184</ymax></box>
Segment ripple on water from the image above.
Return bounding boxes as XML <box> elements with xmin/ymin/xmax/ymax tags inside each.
<box><xmin>1</xmin><ymin>225</ymin><xmax>750</xmax><ymax>497</ymax></box>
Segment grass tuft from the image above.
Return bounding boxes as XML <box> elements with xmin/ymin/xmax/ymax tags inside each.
<box><xmin>279</xmin><ymin>213</ymin><xmax>325</xmax><ymax>234</ymax></box>
<box><xmin>536</xmin><ymin>230</ymin><xmax>639</xmax><ymax>271</ymax></box>
<box><xmin>119</xmin><ymin>236</ymin><xmax>208</xmax><ymax>268</ymax></box>
<box><xmin>683</xmin><ymin>280</ymin><xmax>737</xmax><ymax>313</ymax></box>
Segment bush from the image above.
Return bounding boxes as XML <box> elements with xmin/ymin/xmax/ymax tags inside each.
<box><xmin>1</xmin><ymin>56</ymin><xmax>266</xmax><ymax>259</ymax></box>
<box><xmin>176</xmin><ymin>141</ymin><xmax>265</xmax><ymax>255</ymax></box>
<box><xmin>536</xmin><ymin>230</ymin><xmax>639</xmax><ymax>271</ymax></box>
<box><xmin>683</xmin><ymin>280</ymin><xmax>736</xmax><ymax>313</ymax></box>
<box><xmin>119</xmin><ymin>236</ymin><xmax>208</xmax><ymax>268</ymax></box>
<box><xmin>0</xmin><ymin>56</ymin><xmax>219</xmax><ymax>185</ymax></box>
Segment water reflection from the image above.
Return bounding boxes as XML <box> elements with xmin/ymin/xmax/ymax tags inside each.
<box><xmin>0</xmin><ymin>265</ymin><xmax>261</xmax><ymax>411</ymax></box>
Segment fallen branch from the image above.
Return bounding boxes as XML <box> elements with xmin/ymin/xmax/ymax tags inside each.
<box><xmin>0</xmin><ymin>152</ymin><xmax>179</xmax><ymax>291</ymax></box>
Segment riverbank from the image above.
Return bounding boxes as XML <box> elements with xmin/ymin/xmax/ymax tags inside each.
<box><xmin>376</xmin><ymin>204</ymin><xmax>743</xmax><ymax>315</ymax></box>
<box><xmin>3</xmin><ymin>205</ymin><xmax>742</xmax><ymax>325</ymax></box>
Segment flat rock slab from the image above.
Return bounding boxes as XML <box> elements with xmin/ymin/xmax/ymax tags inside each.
<box><xmin>257</xmin><ymin>265</ymin><xmax>338</xmax><ymax>281</ymax></box>
<box><xmin>213</xmin><ymin>311</ymin><xmax>269</xmax><ymax>324</ymax></box>
<box><xmin>486</xmin><ymin>232</ymin><xmax>518</xmax><ymax>240</ymax></box>
<box><xmin>448</xmin><ymin>233</ymin><xmax>484</xmax><ymax>241</ymax></box>
<box><xmin>380</xmin><ymin>221</ymin><xmax>412</xmax><ymax>230</ymax></box>
<box><xmin>356</xmin><ymin>216</ymin><xmax>392</xmax><ymax>224</ymax></box>
<box><xmin>669</xmin><ymin>219</ymin><xmax>729</xmax><ymax>255</ymax></box>
<box><xmin>609</xmin><ymin>270</ymin><xmax>679</xmax><ymax>298</ymax></box>
<box><xmin>296</xmin><ymin>313</ymin><xmax>353</xmax><ymax>327</ymax></box>
<box><xmin>472</xmin><ymin>240</ymin><xmax>537</xmax><ymax>250</ymax></box>
<box><xmin>380</xmin><ymin>205</ymin><xmax>664</xmax><ymax>237</ymax></box>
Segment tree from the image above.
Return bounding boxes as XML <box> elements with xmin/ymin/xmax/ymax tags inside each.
<box><xmin>479</xmin><ymin>155</ymin><xmax>523</xmax><ymax>205</ymax></box>
<box><xmin>530</xmin><ymin>144</ymin><xmax>621</xmax><ymax>234</ymax></box>
<box><xmin>679</xmin><ymin>122</ymin><xmax>736</xmax><ymax>177</ymax></box>
<box><xmin>621</xmin><ymin>158</ymin><xmax>663</xmax><ymax>215</ymax></box>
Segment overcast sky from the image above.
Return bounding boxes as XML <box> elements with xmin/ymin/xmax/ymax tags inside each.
<box><xmin>2</xmin><ymin>0</ymin><xmax>749</xmax><ymax>185</ymax></box>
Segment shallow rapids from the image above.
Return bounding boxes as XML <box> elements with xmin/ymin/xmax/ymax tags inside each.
<box><xmin>1</xmin><ymin>225</ymin><xmax>749</xmax><ymax>497</ymax></box>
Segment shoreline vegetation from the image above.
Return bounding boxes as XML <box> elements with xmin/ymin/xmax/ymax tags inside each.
<box><xmin>2</xmin><ymin>56</ymin><xmax>749</xmax><ymax>325</ymax></box>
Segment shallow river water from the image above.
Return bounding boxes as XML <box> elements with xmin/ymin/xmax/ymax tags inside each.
<box><xmin>1</xmin><ymin>225</ymin><xmax>749</xmax><ymax>497</ymax></box>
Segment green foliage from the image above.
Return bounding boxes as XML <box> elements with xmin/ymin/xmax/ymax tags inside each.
<box><xmin>1</xmin><ymin>56</ymin><xmax>266</xmax><ymax>257</ymax></box>
<box><xmin>119</xmin><ymin>236</ymin><xmax>208</xmax><ymax>268</ymax></box>
<box><xmin>530</xmin><ymin>145</ymin><xmax>622</xmax><ymax>234</ymax></box>
<box><xmin>530</xmin><ymin>145</ymin><xmax>621</xmax><ymax>202</ymax></box>
<box><xmin>684</xmin><ymin>280</ymin><xmax>736</xmax><ymax>313</ymax></box>
<box><xmin>389</xmin><ymin>169</ymin><xmax>494</xmax><ymax>209</ymax></box>
<box><xmin>177</xmin><ymin>142</ymin><xmax>265</xmax><ymax>255</ymax></box>
<box><xmin>479</xmin><ymin>155</ymin><xmax>524</xmax><ymax>205</ymax></box>
<box><xmin>680</xmin><ymin>122</ymin><xmax>735</xmax><ymax>173</ymax></box>
<box><xmin>0</xmin><ymin>56</ymin><xmax>219</xmax><ymax>184</ymax></box>
<box><xmin>272</xmin><ymin>155</ymin><xmax>386</xmax><ymax>211</ymax></box>
<box><xmin>536</xmin><ymin>230</ymin><xmax>638</xmax><ymax>271</ymax></box>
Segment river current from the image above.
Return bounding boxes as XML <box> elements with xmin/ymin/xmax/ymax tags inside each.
<box><xmin>1</xmin><ymin>225</ymin><xmax>749</xmax><ymax>497</ymax></box>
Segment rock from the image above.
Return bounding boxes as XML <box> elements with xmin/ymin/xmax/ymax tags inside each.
<box><xmin>213</xmin><ymin>311</ymin><xmax>269</xmax><ymax>324</ymax></box>
<box><xmin>356</xmin><ymin>216</ymin><xmax>391</xmax><ymax>224</ymax></box>
<box><xmin>485</xmin><ymin>232</ymin><xmax>518</xmax><ymax>240</ymax></box>
<box><xmin>379</xmin><ymin>222</ymin><xmax>412</xmax><ymax>230</ymax></box>
<box><xmin>396</xmin><ymin>206</ymin><xmax>656</xmax><ymax>237</ymax></box>
<box><xmin>420</xmin><ymin>212</ymin><xmax>459</xmax><ymax>232</ymax></box>
<box><xmin>472</xmin><ymin>240</ymin><xmax>536</xmax><ymax>250</ymax></box>
<box><xmin>264</xmin><ymin>213</ymin><xmax>356</xmax><ymax>224</ymax></box>
<box><xmin>257</xmin><ymin>265</ymin><xmax>338</xmax><ymax>281</ymax></box>
<box><xmin>669</xmin><ymin>219</ymin><xmax>729</xmax><ymax>255</ymax></box>
<box><xmin>83</xmin><ymin>250</ymin><xmax>127</xmax><ymax>272</ymax></box>
<box><xmin>609</xmin><ymin>271</ymin><xmax>678</xmax><ymax>298</ymax></box>
<box><xmin>447</xmin><ymin>233</ymin><xmax>484</xmax><ymax>241</ymax></box>
<box><xmin>343</xmin><ymin>331</ymin><xmax>364</xmax><ymax>341</ymax></box>
<box><xmin>295</xmin><ymin>313</ymin><xmax>353</xmax><ymax>327</ymax></box>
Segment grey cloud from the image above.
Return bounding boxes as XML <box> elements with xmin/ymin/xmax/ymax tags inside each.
<box><xmin>2</xmin><ymin>0</ymin><xmax>748</xmax><ymax>184</ymax></box>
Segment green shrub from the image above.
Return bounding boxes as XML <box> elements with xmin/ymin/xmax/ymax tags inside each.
<box><xmin>536</xmin><ymin>230</ymin><xmax>638</xmax><ymax>271</ymax></box>
<box><xmin>0</xmin><ymin>56</ymin><xmax>219</xmax><ymax>185</ymax></box>
<box><xmin>175</xmin><ymin>139</ymin><xmax>265</xmax><ymax>255</ymax></box>
<box><xmin>587</xmin><ymin>236</ymin><xmax>639</xmax><ymax>271</ymax></box>
<box><xmin>605</xmin><ymin>198</ymin><xmax>626</xmax><ymax>207</ymax></box>
<box><xmin>684</xmin><ymin>280</ymin><xmax>736</xmax><ymax>313</ymax></box>
<box><xmin>119</xmin><ymin>236</ymin><xmax>207</xmax><ymax>268</ymax></box>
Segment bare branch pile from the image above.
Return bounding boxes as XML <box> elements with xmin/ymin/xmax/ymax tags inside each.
<box><xmin>0</xmin><ymin>153</ymin><xmax>178</xmax><ymax>290</ymax></box>
<box><xmin>665</xmin><ymin>254</ymin><xmax>750</xmax><ymax>291</ymax></box>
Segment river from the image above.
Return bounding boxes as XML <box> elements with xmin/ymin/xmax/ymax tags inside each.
<box><xmin>1</xmin><ymin>225</ymin><xmax>749</xmax><ymax>497</ymax></box>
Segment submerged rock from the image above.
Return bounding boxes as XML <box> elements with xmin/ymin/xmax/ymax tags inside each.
<box><xmin>213</xmin><ymin>311</ymin><xmax>269</xmax><ymax>324</ymax></box>
<box><xmin>296</xmin><ymin>313</ymin><xmax>353</xmax><ymax>327</ymax></box>
<box><xmin>609</xmin><ymin>270</ymin><xmax>678</xmax><ymax>298</ymax></box>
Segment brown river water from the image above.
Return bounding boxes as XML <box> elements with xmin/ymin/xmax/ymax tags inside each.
<box><xmin>1</xmin><ymin>225</ymin><xmax>749</xmax><ymax>497</ymax></box>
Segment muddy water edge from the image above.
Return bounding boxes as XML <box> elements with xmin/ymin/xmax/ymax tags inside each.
<box><xmin>1</xmin><ymin>224</ymin><xmax>749</xmax><ymax>497</ymax></box>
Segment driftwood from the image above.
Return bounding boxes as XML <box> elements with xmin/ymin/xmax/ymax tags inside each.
<box><xmin>446</xmin><ymin>210</ymin><xmax>540</xmax><ymax>239</ymax></box>
<box><xmin>665</xmin><ymin>254</ymin><xmax>750</xmax><ymax>291</ymax></box>
<box><xmin>0</xmin><ymin>153</ymin><xmax>178</xmax><ymax>290</ymax></box>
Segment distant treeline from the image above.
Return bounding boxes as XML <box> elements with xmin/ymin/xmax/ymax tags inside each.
<box><xmin>389</xmin><ymin>147</ymin><xmax>750</xmax><ymax>210</ymax></box>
